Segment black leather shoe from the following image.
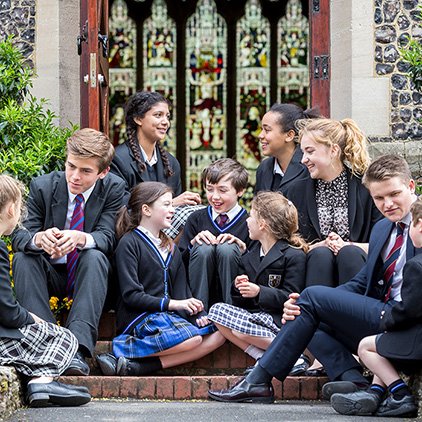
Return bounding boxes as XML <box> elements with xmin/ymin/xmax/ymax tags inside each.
<box><xmin>64</xmin><ymin>351</ymin><xmax>90</xmax><ymax>376</ymax></box>
<box><xmin>322</xmin><ymin>381</ymin><xmax>360</xmax><ymax>400</ymax></box>
<box><xmin>208</xmin><ymin>378</ymin><xmax>274</xmax><ymax>403</ymax></box>
<box><xmin>96</xmin><ymin>353</ymin><xmax>117</xmax><ymax>376</ymax></box>
<box><xmin>375</xmin><ymin>394</ymin><xmax>417</xmax><ymax>417</ymax></box>
<box><xmin>305</xmin><ymin>366</ymin><xmax>327</xmax><ymax>377</ymax></box>
<box><xmin>331</xmin><ymin>390</ymin><xmax>381</xmax><ymax>415</ymax></box>
<box><xmin>26</xmin><ymin>381</ymin><xmax>91</xmax><ymax>407</ymax></box>
<box><xmin>289</xmin><ymin>354</ymin><xmax>311</xmax><ymax>376</ymax></box>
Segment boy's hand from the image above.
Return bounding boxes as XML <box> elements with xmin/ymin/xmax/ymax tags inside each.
<box><xmin>35</xmin><ymin>227</ymin><xmax>62</xmax><ymax>255</ymax></box>
<box><xmin>196</xmin><ymin>315</ymin><xmax>212</xmax><ymax>327</ymax></box>
<box><xmin>234</xmin><ymin>274</ymin><xmax>249</xmax><ymax>289</ymax></box>
<box><xmin>173</xmin><ymin>191</ymin><xmax>201</xmax><ymax>207</ymax></box>
<box><xmin>191</xmin><ymin>230</ymin><xmax>217</xmax><ymax>246</ymax></box>
<box><xmin>282</xmin><ymin>293</ymin><xmax>301</xmax><ymax>324</ymax></box>
<box><xmin>169</xmin><ymin>298</ymin><xmax>204</xmax><ymax>315</ymax></box>
<box><xmin>50</xmin><ymin>230</ymin><xmax>87</xmax><ymax>258</ymax></box>
<box><xmin>216</xmin><ymin>233</ymin><xmax>247</xmax><ymax>253</ymax></box>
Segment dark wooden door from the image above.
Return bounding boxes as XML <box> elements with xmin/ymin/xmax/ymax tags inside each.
<box><xmin>309</xmin><ymin>0</ymin><xmax>330</xmax><ymax>117</ymax></box>
<box><xmin>80</xmin><ymin>0</ymin><xmax>109</xmax><ymax>133</ymax></box>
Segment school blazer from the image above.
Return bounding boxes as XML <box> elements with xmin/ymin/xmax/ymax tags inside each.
<box><xmin>0</xmin><ymin>241</ymin><xmax>34</xmax><ymax>339</ymax></box>
<box><xmin>231</xmin><ymin>240</ymin><xmax>306</xmax><ymax>327</ymax></box>
<box><xmin>254</xmin><ymin>146</ymin><xmax>308</xmax><ymax>194</ymax></box>
<box><xmin>12</xmin><ymin>171</ymin><xmax>125</xmax><ymax>257</ymax></box>
<box><xmin>110</xmin><ymin>142</ymin><xmax>182</xmax><ymax>203</ymax></box>
<box><xmin>285</xmin><ymin>169</ymin><xmax>382</xmax><ymax>243</ymax></box>
<box><xmin>338</xmin><ymin>218</ymin><xmax>422</xmax><ymax>311</ymax></box>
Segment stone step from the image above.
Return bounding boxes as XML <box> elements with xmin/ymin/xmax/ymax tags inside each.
<box><xmin>59</xmin><ymin>374</ymin><xmax>328</xmax><ymax>401</ymax></box>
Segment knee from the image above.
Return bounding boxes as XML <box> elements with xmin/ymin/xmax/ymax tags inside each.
<box><xmin>190</xmin><ymin>335</ymin><xmax>203</xmax><ymax>347</ymax></box>
<box><xmin>190</xmin><ymin>243</ymin><xmax>214</xmax><ymax>260</ymax></box>
<box><xmin>307</xmin><ymin>246</ymin><xmax>334</xmax><ymax>263</ymax></box>
<box><xmin>357</xmin><ymin>335</ymin><xmax>374</xmax><ymax>357</ymax></box>
<box><xmin>12</xmin><ymin>251</ymin><xmax>39</xmax><ymax>267</ymax></box>
<box><xmin>299</xmin><ymin>285</ymin><xmax>331</xmax><ymax>306</ymax></box>
<box><xmin>215</xmin><ymin>242</ymin><xmax>240</xmax><ymax>259</ymax></box>
<box><xmin>78</xmin><ymin>249</ymin><xmax>108</xmax><ymax>268</ymax></box>
<box><xmin>336</xmin><ymin>245</ymin><xmax>366</xmax><ymax>264</ymax></box>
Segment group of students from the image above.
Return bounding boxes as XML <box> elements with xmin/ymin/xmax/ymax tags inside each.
<box><xmin>0</xmin><ymin>90</ymin><xmax>420</xmax><ymax>418</ymax></box>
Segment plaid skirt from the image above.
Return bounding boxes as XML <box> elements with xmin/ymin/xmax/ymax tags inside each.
<box><xmin>208</xmin><ymin>303</ymin><xmax>280</xmax><ymax>338</ymax></box>
<box><xmin>112</xmin><ymin>311</ymin><xmax>216</xmax><ymax>359</ymax></box>
<box><xmin>163</xmin><ymin>204</ymin><xmax>205</xmax><ymax>239</ymax></box>
<box><xmin>0</xmin><ymin>322</ymin><xmax>78</xmax><ymax>377</ymax></box>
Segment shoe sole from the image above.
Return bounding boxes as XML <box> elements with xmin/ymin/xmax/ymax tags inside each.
<box><xmin>27</xmin><ymin>392</ymin><xmax>91</xmax><ymax>407</ymax></box>
<box><xmin>208</xmin><ymin>391</ymin><xmax>274</xmax><ymax>404</ymax></box>
<box><xmin>331</xmin><ymin>394</ymin><xmax>378</xmax><ymax>415</ymax></box>
<box><xmin>322</xmin><ymin>382</ymin><xmax>358</xmax><ymax>400</ymax></box>
<box><xmin>63</xmin><ymin>367</ymin><xmax>90</xmax><ymax>376</ymax></box>
<box><xmin>376</xmin><ymin>403</ymin><xmax>418</xmax><ymax>418</ymax></box>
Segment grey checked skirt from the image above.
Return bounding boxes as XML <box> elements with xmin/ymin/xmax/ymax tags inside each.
<box><xmin>208</xmin><ymin>303</ymin><xmax>280</xmax><ymax>338</ymax></box>
<box><xmin>0</xmin><ymin>322</ymin><xmax>78</xmax><ymax>377</ymax></box>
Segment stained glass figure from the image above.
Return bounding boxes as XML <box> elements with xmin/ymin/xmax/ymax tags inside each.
<box><xmin>278</xmin><ymin>0</ymin><xmax>309</xmax><ymax>107</ymax></box>
<box><xmin>185</xmin><ymin>0</ymin><xmax>227</xmax><ymax>194</ymax></box>
<box><xmin>236</xmin><ymin>0</ymin><xmax>270</xmax><ymax>203</ymax></box>
<box><xmin>143</xmin><ymin>0</ymin><xmax>177</xmax><ymax>154</ymax></box>
<box><xmin>108</xmin><ymin>0</ymin><xmax>137</xmax><ymax>145</ymax></box>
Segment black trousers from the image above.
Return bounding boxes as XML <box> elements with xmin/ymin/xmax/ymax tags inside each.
<box><xmin>306</xmin><ymin>245</ymin><xmax>367</xmax><ymax>287</ymax></box>
<box><xmin>13</xmin><ymin>249</ymin><xmax>109</xmax><ymax>356</ymax></box>
<box><xmin>259</xmin><ymin>285</ymin><xmax>392</xmax><ymax>382</ymax></box>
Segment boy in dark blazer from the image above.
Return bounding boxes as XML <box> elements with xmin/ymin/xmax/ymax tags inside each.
<box><xmin>12</xmin><ymin>128</ymin><xmax>125</xmax><ymax>375</ymax></box>
<box><xmin>330</xmin><ymin>198</ymin><xmax>422</xmax><ymax>418</ymax></box>
<box><xmin>179</xmin><ymin>158</ymin><xmax>251</xmax><ymax>312</ymax></box>
<box><xmin>208</xmin><ymin>155</ymin><xmax>422</xmax><ymax>405</ymax></box>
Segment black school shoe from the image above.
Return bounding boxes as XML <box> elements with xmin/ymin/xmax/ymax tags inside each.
<box><xmin>330</xmin><ymin>390</ymin><xmax>381</xmax><ymax>415</ymax></box>
<box><xmin>96</xmin><ymin>353</ymin><xmax>117</xmax><ymax>376</ymax></box>
<box><xmin>289</xmin><ymin>354</ymin><xmax>311</xmax><ymax>376</ymax></box>
<box><xmin>375</xmin><ymin>394</ymin><xmax>418</xmax><ymax>418</ymax></box>
<box><xmin>63</xmin><ymin>351</ymin><xmax>90</xmax><ymax>376</ymax></box>
<box><xmin>26</xmin><ymin>381</ymin><xmax>91</xmax><ymax>407</ymax></box>
<box><xmin>322</xmin><ymin>381</ymin><xmax>361</xmax><ymax>400</ymax></box>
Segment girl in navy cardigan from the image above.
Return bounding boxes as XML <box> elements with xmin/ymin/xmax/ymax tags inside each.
<box><xmin>96</xmin><ymin>182</ymin><xmax>224</xmax><ymax>376</ymax></box>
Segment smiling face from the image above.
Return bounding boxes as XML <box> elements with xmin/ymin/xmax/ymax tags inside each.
<box><xmin>143</xmin><ymin>191</ymin><xmax>174</xmax><ymax>232</ymax></box>
<box><xmin>205</xmin><ymin>175</ymin><xmax>243</xmax><ymax>214</ymax></box>
<box><xmin>134</xmin><ymin>102</ymin><xmax>170</xmax><ymax>145</ymax></box>
<box><xmin>65</xmin><ymin>154</ymin><xmax>109</xmax><ymax>195</ymax></box>
<box><xmin>258</xmin><ymin>111</ymin><xmax>295</xmax><ymax>159</ymax></box>
<box><xmin>246</xmin><ymin>206</ymin><xmax>262</xmax><ymax>241</ymax></box>
<box><xmin>367</xmin><ymin>176</ymin><xmax>415</xmax><ymax>223</ymax></box>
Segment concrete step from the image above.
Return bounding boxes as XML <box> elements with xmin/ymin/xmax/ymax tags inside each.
<box><xmin>59</xmin><ymin>374</ymin><xmax>328</xmax><ymax>401</ymax></box>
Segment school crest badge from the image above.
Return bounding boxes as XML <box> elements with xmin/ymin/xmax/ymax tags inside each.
<box><xmin>268</xmin><ymin>274</ymin><xmax>282</xmax><ymax>288</ymax></box>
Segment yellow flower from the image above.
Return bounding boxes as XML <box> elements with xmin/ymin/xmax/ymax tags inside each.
<box><xmin>65</xmin><ymin>298</ymin><xmax>73</xmax><ymax>310</ymax></box>
<box><xmin>49</xmin><ymin>296</ymin><xmax>59</xmax><ymax>311</ymax></box>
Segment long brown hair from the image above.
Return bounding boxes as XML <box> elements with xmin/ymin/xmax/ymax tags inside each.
<box><xmin>116</xmin><ymin>181</ymin><xmax>173</xmax><ymax>250</ymax></box>
<box><xmin>252</xmin><ymin>191</ymin><xmax>308</xmax><ymax>252</ymax></box>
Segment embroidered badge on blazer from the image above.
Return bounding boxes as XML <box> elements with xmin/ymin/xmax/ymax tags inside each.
<box><xmin>268</xmin><ymin>274</ymin><xmax>282</xmax><ymax>288</ymax></box>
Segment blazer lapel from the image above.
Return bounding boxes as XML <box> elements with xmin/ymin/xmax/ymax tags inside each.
<box><xmin>281</xmin><ymin>147</ymin><xmax>305</xmax><ymax>188</ymax></box>
<box><xmin>84</xmin><ymin>180</ymin><xmax>105</xmax><ymax>232</ymax></box>
<box><xmin>305</xmin><ymin>179</ymin><xmax>321</xmax><ymax>238</ymax></box>
<box><xmin>347</xmin><ymin>172</ymin><xmax>358</xmax><ymax>237</ymax></box>
<box><xmin>255</xmin><ymin>240</ymin><xmax>288</xmax><ymax>280</ymax></box>
<box><xmin>51</xmin><ymin>175</ymin><xmax>69</xmax><ymax>229</ymax></box>
<box><xmin>262</xmin><ymin>159</ymin><xmax>274</xmax><ymax>191</ymax></box>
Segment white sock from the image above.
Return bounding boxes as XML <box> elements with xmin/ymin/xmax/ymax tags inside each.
<box><xmin>245</xmin><ymin>345</ymin><xmax>264</xmax><ymax>360</ymax></box>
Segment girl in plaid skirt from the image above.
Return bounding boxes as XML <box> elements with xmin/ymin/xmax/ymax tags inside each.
<box><xmin>96</xmin><ymin>182</ymin><xmax>224</xmax><ymax>376</ymax></box>
<box><xmin>0</xmin><ymin>175</ymin><xmax>90</xmax><ymax>407</ymax></box>
<box><xmin>208</xmin><ymin>191</ymin><xmax>308</xmax><ymax>364</ymax></box>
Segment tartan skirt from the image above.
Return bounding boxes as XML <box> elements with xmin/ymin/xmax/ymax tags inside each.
<box><xmin>208</xmin><ymin>303</ymin><xmax>280</xmax><ymax>338</ymax></box>
<box><xmin>112</xmin><ymin>311</ymin><xmax>216</xmax><ymax>359</ymax></box>
<box><xmin>163</xmin><ymin>204</ymin><xmax>205</xmax><ymax>239</ymax></box>
<box><xmin>0</xmin><ymin>322</ymin><xmax>78</xmax><ymax>377</ymax></box>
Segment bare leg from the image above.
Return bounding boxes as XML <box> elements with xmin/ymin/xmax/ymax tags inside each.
<box><xmin>214</xmin><ymin>322</ymin><xmax>250</xmax><ymax>351</ymax></box>
<box><xmin>307</xmin><ymin>358</ymin><xmax>323</xmax><ymax>370</ymax></box>
<box><xmin>150</xmin><ymin>336</ymin><xmax>203</xmax><ymax>357</ymax></box>
<box><xmin>160</xmin><ymin>332</ymin><xmax>225</xmax><ymax>369</ymax></box>
<box><xmin>358</xmin><ymin>336</ymin><xmax>399</xmax><ymax>387</ymax></box>
<box><xmin>232</xmin><ymin>331</ymin><xmax>273</xmax><ymax>350</ymax></box>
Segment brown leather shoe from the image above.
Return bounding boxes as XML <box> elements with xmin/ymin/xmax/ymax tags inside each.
<box><xmin>208</xmin><ymin>378</ymin><xmax>274</xmax><ymax>403</ymax></box>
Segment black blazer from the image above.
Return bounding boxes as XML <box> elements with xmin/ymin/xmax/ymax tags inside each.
<box><xmin>12</xmin><ymin>171</ymin><xmax>125</xmax><ymax>257</ymax></box>
<box><xmin>110</xmin><ymin>142</ymin><xmax>182</xmax><ymax>204</ymax></box>
<box><xmin>285</xmin><ymin>169</ymin><xmax>382</xmax><ymax>243</ymax></box>
<box><xmin>254</xmin><ymin>146</ymin><xmax>308</xmax><ymax>194</ymax></box>
<box><xmin>0</xmin><ymin>240</ymin><xmax>34</xmax><ymax>339</ymax></box>
<box><xmin>231</xmin><ymin>240</ymin><xmax>306</xmax><ymax>327</ymax></box>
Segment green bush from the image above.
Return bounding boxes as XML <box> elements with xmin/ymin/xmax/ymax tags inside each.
<box><xmin>0</xmin><ymin>36</ymin><xmax>76</xmax><ymax>186</ymax></box>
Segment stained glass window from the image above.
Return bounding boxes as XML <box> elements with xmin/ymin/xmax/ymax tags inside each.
<box><xmin>108</xmin><ymin>0</ymin><xmax>137</xmax><ymax>145</ymax></box>
<box><xmin>143</xmin><ymin>0</ymin><xmax>177</xmax><ymax>154</ymax></box>
<box><xmin>278</xmin><ymin>0</ymin><xmax>309</xmax><ymax>107</ymax></box>
<box><xmin>185</xmin><ymin>0</ymin><xmax>227</xmax><ymax>194</ymax></box>
<box><xmin>236</xmin><ymin>0</ymin><xmax>270</xmax><ymax>203</ymax></box>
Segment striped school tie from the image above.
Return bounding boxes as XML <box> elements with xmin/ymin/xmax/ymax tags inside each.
<box><xmin>382</xmin><ymin>222</ymin><xmax>405</xmax><ymax>302</ymax></box>
<box><xmin>216</xmin><ymin>213</ymin><xmax>229</xmax><ymax>228</ymax></box>
<box><xmin>66</xmin><ymin>194</ymin><xmax>84</xmax><ymax>298</ymax></box>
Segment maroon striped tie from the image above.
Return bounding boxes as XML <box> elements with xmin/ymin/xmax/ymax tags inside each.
<box><xmin>66</xmin><ymin>194</ymin><xmax>84</xmax><ymax>298</ymax></box>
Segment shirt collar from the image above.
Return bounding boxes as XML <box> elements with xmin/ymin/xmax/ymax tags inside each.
<box><xmin>273</xmin><ymin>159</ymin><xmax>285</xmax><ymax>177</ymax></box>
<box><xmin>140</xmin><ymin>145</ymin><xmax>158</xmax><ymax>166</ymax></box>
<box><xmin>211</xmin><ymin>203</ymin><xmax>242</xmax><ymax>222</ymax></box>
<box><xmin>68</xmin><ymin>183</ymin><xmax>96</xmax><ymax>204</ymax></box>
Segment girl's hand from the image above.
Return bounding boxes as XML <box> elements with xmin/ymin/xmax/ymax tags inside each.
<box><xmin>234</xmin><ymin>274</ymin><xmax>249</xmax><ymax>289</ymax></box>
<box><xmin>196</xmin><ymin>315</ymin><xmax>212</xmax><ymax>327</ymax></box>
<box><xmin>216</xmin><ymin>233</ymin><xmax>247</xmax><ymax>254</ymax></box>
<box><xmin>169</xmin><ymin>298</ymin><xmax>204</xmax><ymax>315</ymax></box>
<box><xmin>237</xmin><ymin>279</ymin><xmax>260</xmax><ymax>298</ymax></box>
<box><xmin>282</xmin><ymin>292</ymin><xmax>301</xmax><ymax>324</ymax></box>
<box><xmin>191</xmin><ymin>230</ymin><xmax>216</xmax><ymax>246</ymax></box>
<box><xmin>173</xmin><ymin>191</ymin><xmax>201</xmax><ymax>207</ymax></box>
<box><xmin>326</xmin><ymin>232</ymin><xmax>346</xmax><ymax>255</ymax></box>
<box><xmin>29</xmin><ymin>312</ymin><xmax>45</xmax><ymax>324</ymax></box>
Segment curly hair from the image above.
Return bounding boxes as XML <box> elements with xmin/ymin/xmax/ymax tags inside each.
<box><xmin>298</xmin><ymin>118</ymin><xmax>369</xmax><ymax>176</ymax></box>
<box><xmin>252</xmin><ymin>191</ymin><xmax>308</xmax><ymax>252</ymax></box>
<box><xmin>125</xmin><ymin>91</ymin><xmax>174</xmax><ymax>178</ymax></box>
<box><xmin>115</xmin><ymin>181</ymin><xmax>173</xmax><ymax>250</ymax></box>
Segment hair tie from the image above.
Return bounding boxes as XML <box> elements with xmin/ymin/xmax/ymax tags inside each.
<box><xmin>287</xmin><ymin>200</ymin><xmax>293</xmax><ymax>206</ymax></box>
